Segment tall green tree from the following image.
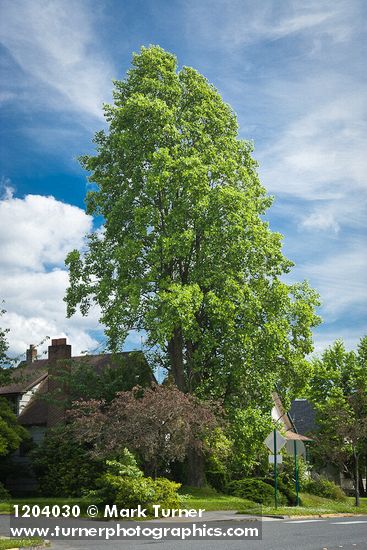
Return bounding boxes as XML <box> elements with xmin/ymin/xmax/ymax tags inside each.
<box><xmin>66</xmin><ymin>46</ymin><xmax>319</xmax><ymax>404</ymax></box>
<box><xmin>308</xmin><ymin>338</ymin><xmax>367</xmax><ymax>505</ymax></box>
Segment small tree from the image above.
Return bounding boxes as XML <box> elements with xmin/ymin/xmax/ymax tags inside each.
<box><xmin>31</xmin><ymin>425</ymin><xmax>103</xmax><ymax>497</ymax></box>
<box><xmin>69</xmin><ymin>384</ymin><xmax>217</xmax><ymax>480</ymax></box>
<box><xmin>308</xmin><ymin>337</ymin><xmax>367</xmax><ymax>506</ymax></box>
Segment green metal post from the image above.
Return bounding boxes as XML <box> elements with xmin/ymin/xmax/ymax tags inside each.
<box><xmin>274</xmin><ymin>429</ymin><xmax>278</xmax><ymax>509</ymax></box>
<box><xmin>294</xmin><ymin>440</ymin><xmax>299</xmax><ymax>506</ymax></box>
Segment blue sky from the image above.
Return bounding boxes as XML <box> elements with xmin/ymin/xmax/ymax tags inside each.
<box><xmin>0</xmin><ymin>0</ymin><xmax>366</xmax><ymax>358</ymax></box>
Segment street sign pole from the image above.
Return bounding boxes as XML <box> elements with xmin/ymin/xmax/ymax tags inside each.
<box><xmin>274</xmin><ymin>429</ymin><xmax>278</xmax><ymax>509</ymax></box>
<box><xmin>294</xmin><ymin>440</ymin><xmax>299</xmax><ymax>506</ymax></box>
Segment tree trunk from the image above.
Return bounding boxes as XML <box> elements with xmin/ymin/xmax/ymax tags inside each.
<box><xmin>167</xmin><ymin>330</ymin><xmax>205</xmax><ymax>486</ymax></box>
<box><xmin>353</xmin><ymin>447</ymin><xmax>360</xmax><ymax>507</ymax></box>
<box><xmin>167</xmin><ymin>328</ymin><xmax>186</xmax><ymax>392</ymax></box>
<box><xmin>186</xmin><ymin>446</ymin><xmax>206</xmax><ymax>487</ymax></box>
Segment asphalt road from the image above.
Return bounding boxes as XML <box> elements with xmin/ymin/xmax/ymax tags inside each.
<box><xmin>1</xmin><ymin>515</ymin><xmax>367</xmax><ymax>550</ymax></box>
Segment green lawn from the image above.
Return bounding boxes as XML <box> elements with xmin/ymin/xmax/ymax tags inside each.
<box><xmin>1</xmin><ymin>491</ymin><xmax>366</xmax><ymax>519</ymax></box>
<box><xmin>0</xmin><ymin>538</ymin><xmax>44</xmax><ymax>549</ymax></box>
<box><xmin>238</xmin><ymin>494</ymin><xmax>367</xmax><ymax>517</ymax></box>
<box><xmin>180</xmin><ymin>487</ymin><xmax>367</xmax><ymax>517</ymax></box>
<box><xmin>179</xmin><ymin>485</ymin><xmax>260</xmax><ymax>512</ymax></box>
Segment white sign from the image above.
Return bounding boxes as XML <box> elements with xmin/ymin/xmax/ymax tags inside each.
<box><xmin>268</xmin><ymin>454</ymin><xmax>283</xmax><ymax>464</ymax></box>
<box><xmin>264</xmin><ymin>430</ymin><xmax>287</xmax><ymax>453</ymax></box>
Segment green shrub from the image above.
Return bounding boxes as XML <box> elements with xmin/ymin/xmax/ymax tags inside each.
<box><xmin>226</xmin><ymin>478</ymin><xmax>286</xmax><ymax>506</ymax></box>
<box><xmin>278</xmin><ymin>454</ymin><xmax>309</xmax><ymax>488</ymax></box>
<box><xmin>0</xmin><ymin>481</ymin><xmax>10</xmax><ymax>501</ymax></box>
<box><xmin>92</xmin><ymin>475</ymin><xmax>180</xmax><ymax>513</ymax></box>
<box><xmin>31</xmin><ymin>426</ymin><xmax>102</xmax><ymax>497</ymax></box>
<box><xmin>85</xmin><ymin>452</ymin><xmax>181</xmax><ymax>514</ymax></box>
<box><xmin>206</xmin><ymin>470</ymin><xmax>228</xmax><ymax>493</ymax></box>
<box><xmin>302</xmin><ymin>476</ymin><xmax>346</xmax><ymax>501</ymax></box>
<box><xmin>261</xmin><ymin>477</ymin><xmax>301</xmax><ymax>506</ymax></box>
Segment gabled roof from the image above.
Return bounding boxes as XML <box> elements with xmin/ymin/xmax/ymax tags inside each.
<box><xmin>272</xmin><ymin>392</ymin><xmax>312</xmax><ymax>441</ymax></box>
<box><xmin>271</xmin><ymin>391</ymin><xmax>295</xmax><ymax>432</ymax></box>
<box><xmin>0</xmin><ymin>361</ymin><xmax>48</xmax><ymax>395</ymax></box>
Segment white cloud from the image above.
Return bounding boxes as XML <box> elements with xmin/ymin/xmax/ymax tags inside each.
<box><xmin>259</xmin><ymin>87</ymin><xmax>367</xmax><ymax>201</ymax></box>
<box><xmin>0</xmin><ymin>194</ymin><xmax>92</xmax><ymax>271</ymax></box>
<box><xmin>0</xmin><ymin>0</ymin><xmax>114</xmax><ymax>119</ymax></box>
<box><xmin>0</xmin><ymin>191</ymin><xmax>101</xmax><ymax>357</ymax></box>
<box><xmin>301</xmin><ymin>209</ymin><xmax>340</xmax><ymax>233</ymax></box>
<box><xmin>184</xmin><ymin>0</ymin><xmax>354</xmax><ymax>50</ymax></box>
<box><xmin>296</xmin><ymin>245</ymin><xmax>367</xmax><ymax>320</ymax></box>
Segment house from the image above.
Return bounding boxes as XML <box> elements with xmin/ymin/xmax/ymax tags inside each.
<box><xmin>289</xmin><ymin>398</ymin><xmax>357</xmax><ymax>492</ymax></box>
<box><xmin>0</xmin><ymin>337</ymin><xmax>153</xmax><ymax>447</ymax></box>
<box><xmin>271</xmin><ymin>392</ymin><xmax>312</xmax><ymax>457</ymax></box>
<box><xmin>0</xmin><ymin>337</ymin><xmax>153</xmax><ymax>494</ymax></box>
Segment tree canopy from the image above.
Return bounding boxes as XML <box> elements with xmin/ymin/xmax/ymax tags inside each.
<box><xmin>69</xmin><ymin>384</ymin><xmax>217</xmax><ymax>477</ymax></box>
<box><xmin>307</xmin><ymin>337</ymin><xmax>367</xmax><ymax>505</ymax></box>
<box><xmin>65</xmin><ymin>45</ymin><xmax>320</xmax><ymax>408</ymax></box>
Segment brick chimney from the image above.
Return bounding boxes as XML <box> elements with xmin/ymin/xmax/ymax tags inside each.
<box><xmin>26</xmin><ymin>344</ymin><xmax>37</xmax><ymax>363</ymax></box>
<box><xmin>48</xmin><ymin>338</ymin><xmax>71</xmax><ymax>362</ymax></box>
<box><xmin>47</xmin><ymin>338</ymin><xmax>72</xmax><ymax>428</ymax></box>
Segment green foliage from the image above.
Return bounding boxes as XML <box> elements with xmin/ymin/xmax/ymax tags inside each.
<box><xmin>302</xmin><ymin>476</ymin><xmax>347</xmax><ymax>501</ymax></box>
<box><xmin>0</xmin><ymin>538</ymin><xmax>44</xmax><ymax>550</ymax></box>
<box><xmin>226</xmin><ymin>406</ymin><xmax>273</xmax><ymax>477</ymax></box>
<box><xmin>307</xmin><ymin>337</ymin><xmax>367</xmax><ymax>505</ymax></box>
<box><xmin>0</xmin><ymin>306</ymin><xmax>9</xmax><ymax>367</ymax></box>
<box><xmin>205</xmin><ymin>427</ymin><xmax>232</xmax><ymax>491</ymax></box>
<box><xmin>205</xmin><ymin>470</ymin><xmax>228</xmax><ymax>493</ymax></box>
<box><xmin>277</xmin><ymin>453</ymin><xmax>309</xmax><ymax>489</ymax></box>
<box><xmin>0</xmin><ymin>366</ymin><xmax>13</xmax><ymax>386</ymax></box>
<box><xmin>261</xmin><ymin>476</ymin><xmax>300</xmax><ymax>506</ymax></box>
<box><xmin>102</xmin><ymin>476</ymin><xmax>181</xmax><ymax>513</ymax></box>
<box><xmin>87</xmin><ymin>457</ymin><xmax>181</xmax><ymax>513</ymax></box>
<box><xmin>0</xmin><ymin>481</ymin><xmax>10</xmax><ymax>502</ymax></box>
<box><xmin>0</xmin><ymin>307</ymin><xmax>13</xmax><ymax>383</ymax></box>
<box><xmin>0</xmin><ymin>398</ymin><xmax>29</xmax><ymax>456</ymax></box>
<box><xmin>48</xmin><ymin>352</ymin><xmax>153</xmax><ymax>406</ymax></box>
<box><xmin>226</xmin><ymin>478</ymin><xmax>286</xmax><ymax>506</ymax></box>
<box><xmin>309</xmin><ymin>339</ymin><xmax>366</xmax><ymax>404</ymax></box>
<box><xmin>104</xmin><ymin>448</ymin><xmax>143</xmax><ymax>478</ymax></box>
<box><xmin>31</xmin><ymin>425</ymin><xmax>102</xmax><ymax>497</ymax></box>
<box><xmin>65</xmin><ymin>45</ymin><xmax>320</xmax><ymax>409</ymax></box>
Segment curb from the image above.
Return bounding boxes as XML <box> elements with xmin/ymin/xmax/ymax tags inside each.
<box><xmin>262</xmin><ymin>512</ymin><xmax>366</xmax><ymax>519</ymax></box>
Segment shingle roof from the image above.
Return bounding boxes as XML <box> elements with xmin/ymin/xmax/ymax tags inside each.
<box><xmin>0</xmin><ymin>352</ymin><xmax>144</xmax><ymax>395</ymax></box>
<box><xmin>290</xmin><ymin>399</ymin><xmax>317</xmax><ymax>435</ymax></box>
<box><xmin>0</xmin><ymin>361</ymin><xmax>48</xmax><ymax>395</ymax></box>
